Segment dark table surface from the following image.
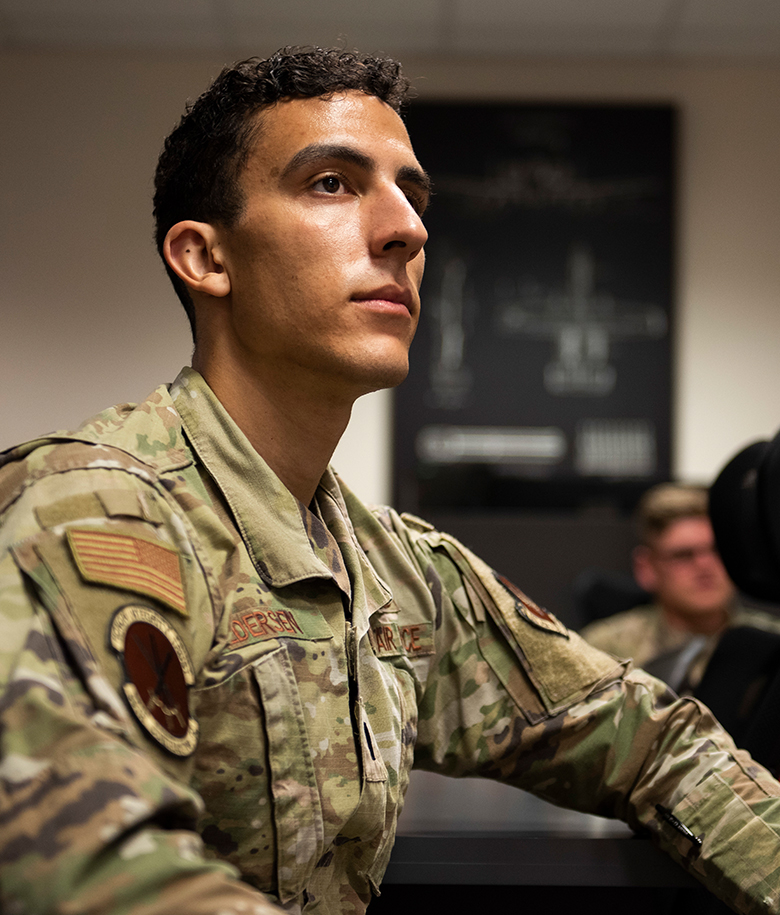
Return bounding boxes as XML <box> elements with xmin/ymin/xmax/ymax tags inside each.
<box><xmin>387</xmin><ymin>771</ymin><xmax>698</xmax><ymax>889</ymax></box>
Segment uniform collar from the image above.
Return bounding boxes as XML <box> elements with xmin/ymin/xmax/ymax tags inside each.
<box><xmin>170</xmin><ymin>367</ymin><xmax>340</xmax><ymax>588</ymax></box>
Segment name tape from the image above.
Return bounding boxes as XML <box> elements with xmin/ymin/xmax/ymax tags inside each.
<box><xmin>370</xmin><ymin>621</ymin><xmax>434</xmax><ymax>658</ymax></box>
<box><xmin>229</xmin><ymin>607</ymin><xmax>332</xmax><ymax>647</ymax></box>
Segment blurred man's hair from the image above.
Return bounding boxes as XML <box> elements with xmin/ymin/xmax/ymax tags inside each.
<box><xmin>636</xmin><ymin>483</ymin><xmax>709</xmax><ymax>546</ymax></box>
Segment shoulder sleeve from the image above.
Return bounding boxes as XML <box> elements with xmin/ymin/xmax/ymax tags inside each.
<box><xmin>580</xmin><ymin>608</ymin><xmax>647</xmax><ymax>658</ymax></box>
<box><xmin>0</xmin><ymin>448</ymin><xmax>283</xmax><ymax>915</ymax></box>
<box><xmin>383</xmin><ymin>509</ymin><xmax>780</xmax><ymax>915</ymax></box>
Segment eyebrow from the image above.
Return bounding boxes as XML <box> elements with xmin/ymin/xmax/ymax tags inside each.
<box><xmin>281</xmin><ymin>142</ymin><xmax>432</xmax><ymax>204</ymax></box>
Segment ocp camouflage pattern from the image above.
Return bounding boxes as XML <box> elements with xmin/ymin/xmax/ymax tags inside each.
<box><xmin>1</xmin><ymin>367</ymin><xmax>780</xmax><ymax>914</ymax></box>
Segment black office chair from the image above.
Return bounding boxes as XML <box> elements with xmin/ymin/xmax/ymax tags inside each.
<box><xmin>693</xmin><ymin>625</ymin><xmax>780</xmax><ymax>772</ymax></box>
<box><xmin>668</xmin><ymin>626</ymin><xmax>780</xmax><ymax>915</ymax></box>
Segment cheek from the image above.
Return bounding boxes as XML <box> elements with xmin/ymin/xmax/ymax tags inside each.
<box><xmin>413</xmin><ymin>249</ymin><xmax>426</xmax><ymax>288</ymax></box>
<box><xmin>655</xmin><ymin>570</ymin><xmax>682</xmax><ymax>594</ymax></box>
<box><xmin>294</xmin><ymin>217</ymin><xmax>361</xmax><ymax>273</ymax></box>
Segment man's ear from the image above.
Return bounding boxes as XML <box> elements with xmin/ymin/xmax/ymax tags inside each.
<box><xmin>633</xmin><ymin>545</ymin><xmax>658</xmax><ymax>593</ymax></box>
<box><xmin>163</xmin><ymin>221</ymin><xmax>231</xmax><ymax>298</ymax></box>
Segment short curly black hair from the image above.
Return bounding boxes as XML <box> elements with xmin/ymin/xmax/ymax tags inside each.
<box><xmin>153</xmin><ymin>46</ymin><xmax>412</xmax><ymax>337</ymax></box>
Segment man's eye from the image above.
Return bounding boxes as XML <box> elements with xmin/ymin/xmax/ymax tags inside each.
<box><xmin>314</xmin><ymin>175</ymin><xmax>343</xmax><ymax>194</ymax></box>
<box><xmin>405</xmin><ymin>192</ymin><xmax>427</xmax><ymax>216</ymax></box>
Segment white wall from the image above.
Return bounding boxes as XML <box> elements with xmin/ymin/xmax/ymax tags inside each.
<box><xmin>2</xmin><ymin>50</ymin><xmax>780</xmax><ymax>502</ymax></box>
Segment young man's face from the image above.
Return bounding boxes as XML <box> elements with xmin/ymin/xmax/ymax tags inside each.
<box><xmin>213</xmin><ymin>91</ymin><xmax>429</xmax><ymax>399</ymax></box>
<box><xmin>635</xmin><ymin>516</ymin><xmax>736</xmax><ymax>623</ymax></box>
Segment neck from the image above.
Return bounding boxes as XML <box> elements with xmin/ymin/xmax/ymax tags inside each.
<box><xmin>192</xmin><ymin>349</ymin><xmax>353</xmax><ymax>506</ymax></box>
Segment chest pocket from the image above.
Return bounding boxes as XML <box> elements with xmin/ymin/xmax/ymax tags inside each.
<box><xmin>192</xmin><ymin>636</ymin><xmax>338</xmax><ymax>905</ymax></box>
<box><xmin>254</xmin><ymin>646</ymin><xmax>324</xmax><ymax>901</ymax></box>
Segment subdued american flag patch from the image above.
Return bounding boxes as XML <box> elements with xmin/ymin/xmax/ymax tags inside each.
<box><xmin>67</xmin><ymin>528</ymin><xmax>187</xmax><ymax>616</ymax></box>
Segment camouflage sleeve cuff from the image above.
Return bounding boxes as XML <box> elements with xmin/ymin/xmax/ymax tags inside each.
<box><xmin>655</xmin><ymin>762</ymin><xmax>780</xmax><ymax>914</ymax></box>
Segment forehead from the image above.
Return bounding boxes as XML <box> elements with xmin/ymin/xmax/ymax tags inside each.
<box><xmin>246</xmin><ymin>91</ymin><xmax>419</xmax><ymax>174</ymax></box>
<box><xmin>658</xmin><ymin>516</ymin><xmax>713</xmax><ymax>546</ymax></box>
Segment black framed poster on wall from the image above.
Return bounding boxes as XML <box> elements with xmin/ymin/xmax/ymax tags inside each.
<box><xmin>394</xmin><ymin>102</ymin><xmax>675</xmax><ymax>513</ymax></box>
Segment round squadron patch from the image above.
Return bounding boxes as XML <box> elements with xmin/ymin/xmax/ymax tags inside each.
<box><xmin>110</xmin><ymin>605</ymin><xmax>199</xmax><ymax>756</ymax></box>
<box><xmin>495</xmin><ymin>573</ymin><xmax>569</xmax><ymax>637</ymax></box>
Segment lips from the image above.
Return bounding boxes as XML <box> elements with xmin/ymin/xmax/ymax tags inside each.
<box><xmin>352</xmin><ymin>284</ymin><xmax>414</xmax><ymax>314</ymax></box>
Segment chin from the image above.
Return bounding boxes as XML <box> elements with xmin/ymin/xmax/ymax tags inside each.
<box><xmin>379</xmin><ymin>363</ymin><xmax>410</xmax><ymax>389</ymax></box>
<box><xmin>688</xmin><ymin>601</ymin><xmax>731</xmax><ymax>616</ymax></box>
<box><xmin>350</xmin><ymin>352</ymin><xmax>410</xmax><ymax>394</ymax></box>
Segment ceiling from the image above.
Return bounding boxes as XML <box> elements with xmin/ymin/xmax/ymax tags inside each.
<box><xmin>2</xmin><ymin>0</ymin><xmax>780</xmax><ymax>61</ymax></box>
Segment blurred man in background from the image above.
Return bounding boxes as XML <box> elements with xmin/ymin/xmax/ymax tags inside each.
<box><xmin>582</xmin><ymin>482</ymin><xmax>780</xmax><ymax>691</ymax></box>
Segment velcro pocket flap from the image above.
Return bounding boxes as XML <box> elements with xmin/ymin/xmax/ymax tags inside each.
<box><xmin>433</xmin><ymin>532</ymin><xmax>623</xmax><ymax>714</ymax></box>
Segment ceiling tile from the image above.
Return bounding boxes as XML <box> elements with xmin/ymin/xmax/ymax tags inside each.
<box><xmin>2</xmin><ymin>0</ymin><xmax>780</xmax><ymax>59</ymax></box>
<box><xmin>1</xmin><ymin>0</ymin><xmax>212</xmax><ymax>16</ymax></box>
<box><xmin>1</xmin><ymin>0</ymin><xmax>220</xmax><ymax>49</ymax></box>
<box><xmin>454</xmin><ymin>0</ymin><xmax>672</xmax><ymax>29</ymax></box>
<box><xmin>670</xmin><ymin>0</ymin><xmax>780</xmax><ymax>56</ymax></box>
<box><xmin>680</xmin><ymin>0</ymin><xmax>780</xmax><ymax>28</ymax></box>
<box><xmin>220</xmin><ymin>0</ymin><xmax>442</xmax><ymax>57</ymax></box>
<box><xmin>226</xmin><ymin>26</ymin><xmax>442</xmax><ymax>58</ymax></box>
<box><xmin>226</xmin><ymin>0</ymin><xmax>440</xmax><ymax>24</ymax></box>
<box><xmin>0</xmin><ymin>0</ymin><xmax>221</xmax><ymax>48</ymax></box>
<box><xmin>448</xmin><ymin>24</ymin><xmax>660</xmax><ymax>57</ymax></box>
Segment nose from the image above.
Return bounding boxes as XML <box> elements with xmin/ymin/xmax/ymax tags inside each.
<box><xmin>691</xmin><ymin>544</ymin><xmax>727</xmax><ymax>578</ymax></box>
<box><xmin>371</xmin><ymin>184</ymin><xmax>428</xmax><ymax>263</ymax></box>
<box><xmin>696</xmin><ymin>544</ymin><xmax>720</xmax><ymax>564</ymax></box>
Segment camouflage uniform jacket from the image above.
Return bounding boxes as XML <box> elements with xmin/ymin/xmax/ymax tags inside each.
<box><xmin>582</xmin><ymin>603</ymin><xmax>780</xmax><ymax>690</ymax></box>
<box><xmin>3</xmin><ymin>368</ymin><xmax>780</xmax><ymax>915</ymax></box>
